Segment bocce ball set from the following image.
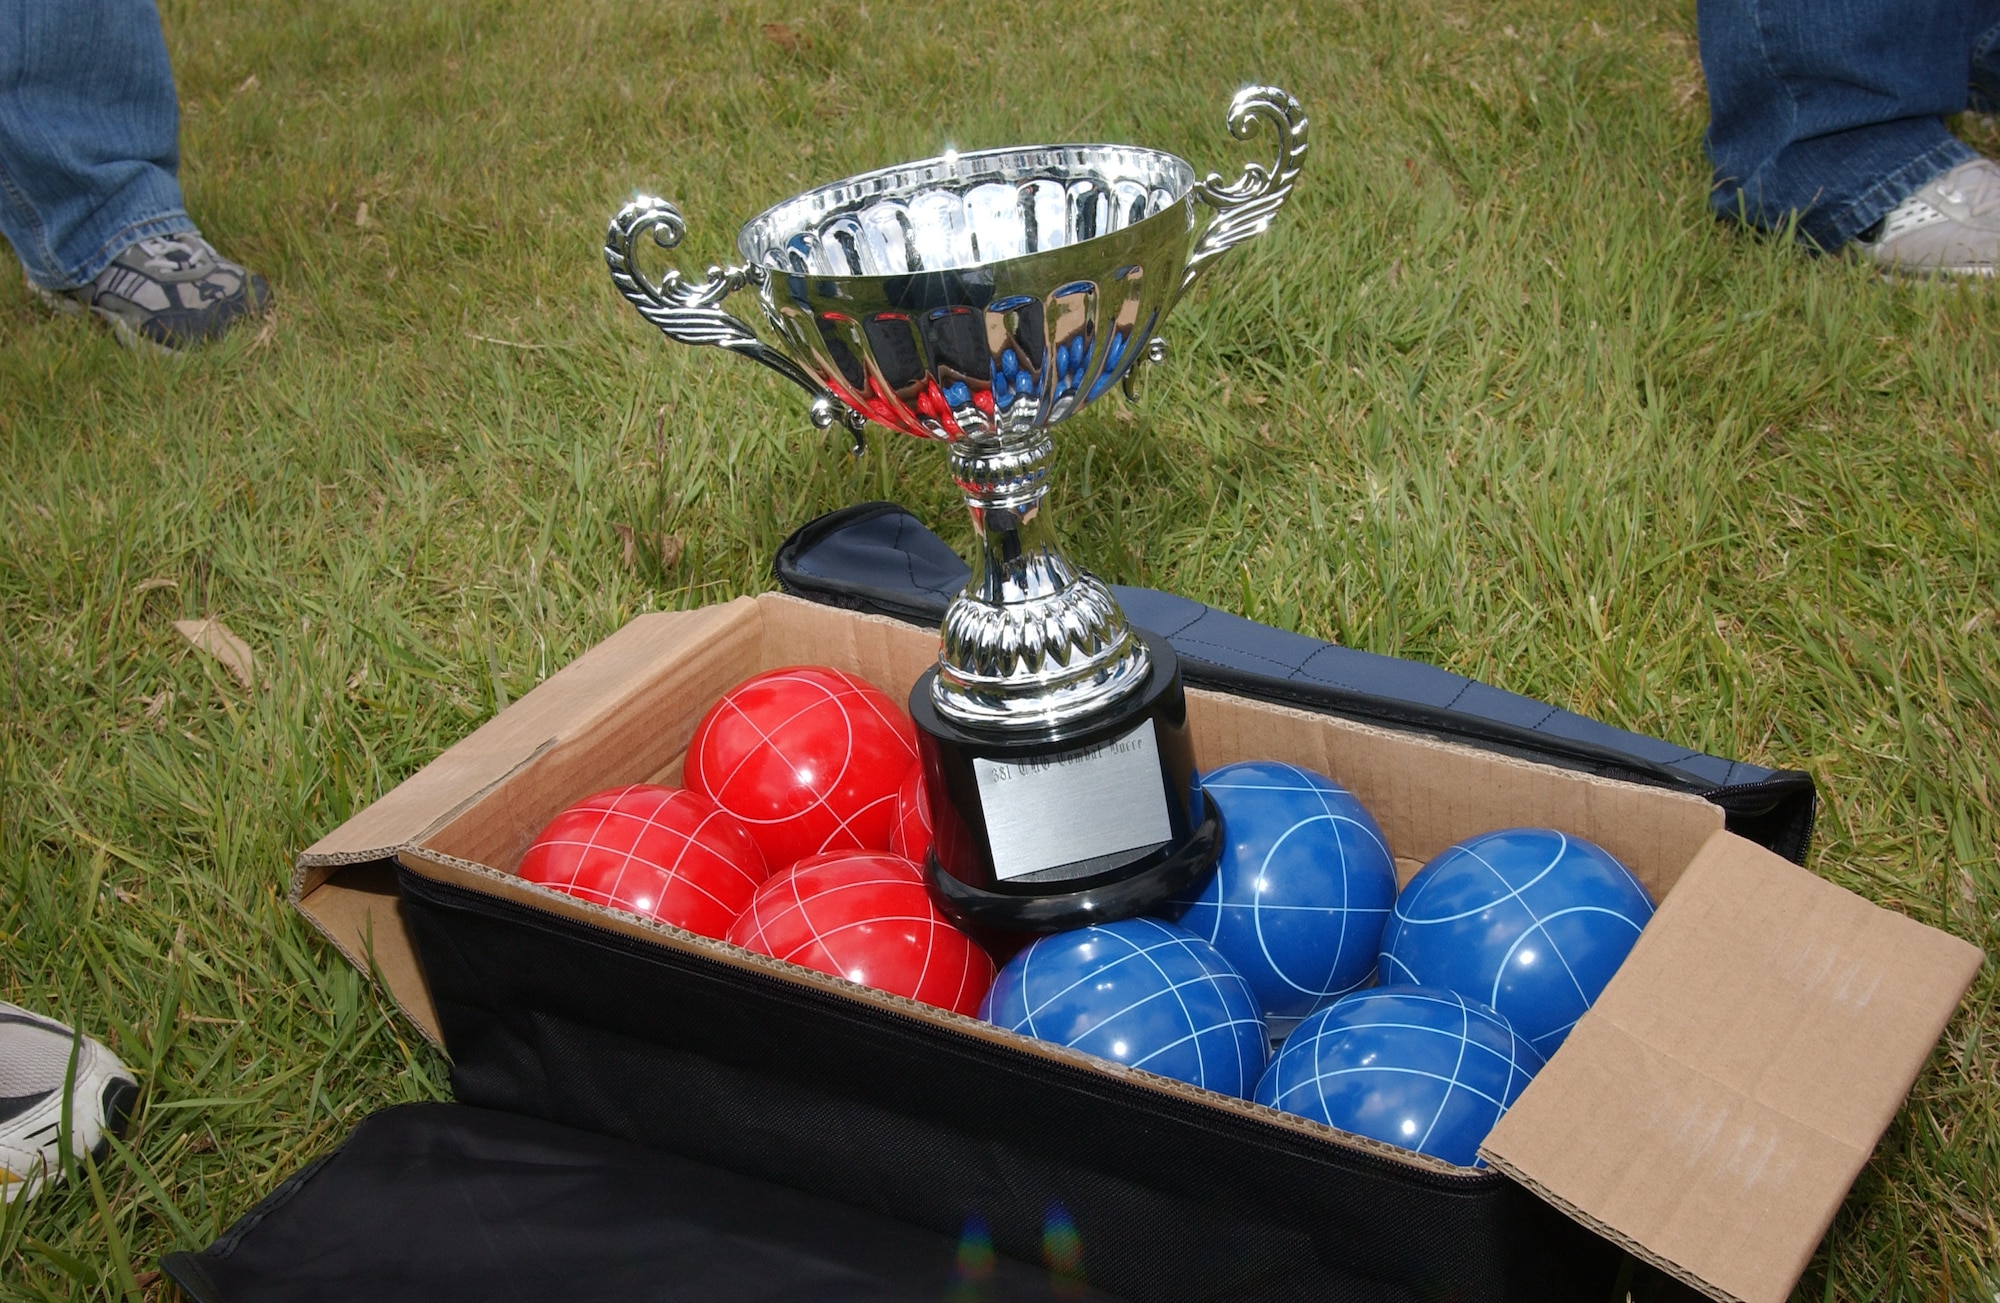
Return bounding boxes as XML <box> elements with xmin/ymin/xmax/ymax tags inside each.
<box><xmin>516</xmin><ymin>663</ymin><xmax>1658</xmax><ymax>1168</ymax></box>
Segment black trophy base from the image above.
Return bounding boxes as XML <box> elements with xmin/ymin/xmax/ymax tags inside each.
<box><xmin>910</xmin><ymin>630</ymin><xmax>1223</xmax><ymax>934</ymax></box>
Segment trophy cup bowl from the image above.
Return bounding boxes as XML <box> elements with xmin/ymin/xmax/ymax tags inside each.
<box><xmin>608</xmin><ymin>86</ymin><xmax>1307</xmax><ymax>933</ymax></box>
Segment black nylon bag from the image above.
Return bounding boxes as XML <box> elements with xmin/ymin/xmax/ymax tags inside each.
<box><xmin>771</xmin><ymin>501</ymin><xmax>1817</xmax><ymax>863</ymax></box>
<box><xmin>389</xmin><ymin>868</ymin><xmax>1623</xmax><ymax>1303</ymax></box>
<box><xmin>161</xmin><ymin>1102</ymin><xmax>1133</xmax><ymax>1303</ymax></box>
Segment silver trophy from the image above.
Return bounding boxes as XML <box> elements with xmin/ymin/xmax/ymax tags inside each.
<box><xmin>608</xmin><ymin>87</ymin><xmax>1306</xmax><ymax>932</ymax></box>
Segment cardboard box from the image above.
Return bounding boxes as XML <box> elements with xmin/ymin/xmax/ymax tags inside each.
<box><xmin>294</xmin><ymin>594</ymin><xmax>1981</xmax><ymax>1303</ymax></box>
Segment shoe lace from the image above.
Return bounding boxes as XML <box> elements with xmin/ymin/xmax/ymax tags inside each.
<box><xmin>134</xmin><ymin>233</ymin><xmax>213</xmax><ymax>273</ymax></box>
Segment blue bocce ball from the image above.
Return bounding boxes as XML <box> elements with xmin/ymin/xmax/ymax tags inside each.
<box><xmin>1377</xmin><ymin>827</ymin><xmax>1654</xmax><ymax>1059</ymax></box>
<box><xmin>1163</xmin><ymin>761</ymin><xmax>1397</xmax><ymax>1028</ymax></box>
<box><xmin>981</xmin><ymin>917</ymin><xmax>1268</xmax><ymax>1098</ymax></box>
<box><xmin>1253</xmin><ymin>984</ymin><xmax>1544</xmax><ymax>1167</ymax></box>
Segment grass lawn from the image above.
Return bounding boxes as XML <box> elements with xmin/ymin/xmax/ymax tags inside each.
<box><xmin>2</xmin><ymin>0</ymin><xmax>1996</xmax><ymax>1297</ymax></box>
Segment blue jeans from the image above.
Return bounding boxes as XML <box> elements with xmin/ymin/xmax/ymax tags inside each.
<box><xmin>1698</xmin><ymin>0</ymin><xmax>2000</xmax><ymax>248</ymax></box>
<box><xmin>0</xmin><ymin>0</ymin><xmax>189</xmax><ymax>291</ymax></box>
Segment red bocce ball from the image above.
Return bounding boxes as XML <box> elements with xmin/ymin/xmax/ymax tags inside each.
<box><xmin>888</xmin><ymin>759</ymin><xmax>934</xmax><ymax>865</ymax></box>
<box><xmin>685</xmin><ymin>666</ymin><xmax>919</xmax><ymax>870</ymax></box>
<box><xmin>725</xmin><ymin>851</ymin><xmax>995</xmax><ymax>1016</ymax></box>
<box><xmin>516</xmin><ymin>784</ymin><xmax>768</xmax><ymax>938</ymax></box>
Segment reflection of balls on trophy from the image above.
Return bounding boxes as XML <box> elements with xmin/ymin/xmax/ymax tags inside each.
<box><xmin>1254</xmin><ymin>985</ymin><xmax>1544</xmax><ymax>1167</ymax></box>
<box><xmin>1161</xmin><ymin>761</ymin><xmax>1398</xmax><ymax>1029</ymax></box>
<box><xmin>517</xmin><ymin>784</ymin><xmax>768</xmax><ymax>937</ymax></box>
<box><xmin>981</xmin><ymin>916</ymin><xmax>1268</xmax><ymax>1098</ymax></box>
<box><xmin>726</xmin><ymin>850</ymin><xmax>995</xmax><ymax>1016</ymax></box>
<box><xmin>607</xmin><ymin>86</ymin><xmax>1308</xmax><ymax>933</ymax></box>
<box><xmin>1377</xmin><ymin>828</ymin><xmax>1655</xmax><ymax>1058</ymax></box>
<box><xmin>684</xmin><ymin>667</ymin><xmax>918</xmax><ymax>871</ymax></box>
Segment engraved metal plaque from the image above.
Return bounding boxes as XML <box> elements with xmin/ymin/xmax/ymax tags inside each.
<box><xmin>973</xmin><ymin>720</ymin><xmax>1173</xmax><ymax>881</ymax></box>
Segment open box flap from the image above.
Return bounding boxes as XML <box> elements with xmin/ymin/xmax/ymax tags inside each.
<box><xmin>289</xmin><ymin>598</ymin><xmax>761</xmax><ymax>1041</ymax></box>
<box><xmin>294</xmin><ymin>599</ymin><xmax>758</xmax><ymax>882</ymax></box>
<box><xmin>1481</xmin><ymin>828</ymin><xmax>1983</xmax><ymax>1303</ymax></box>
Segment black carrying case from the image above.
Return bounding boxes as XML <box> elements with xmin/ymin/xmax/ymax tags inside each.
<box><xmin>163</xmin><ymin>1103</ymin><xmax>1132</xmax><ymax>1303</ymax></box>
<box><xmin>172</xmin><ymin>504</ymin><xmax>1794</xmax><ymax>1302</ymax></box>
<box><xmin>380</xmin><ymin>867</ymin><xmax>1629</xmax><ymax>1302</ymax></box>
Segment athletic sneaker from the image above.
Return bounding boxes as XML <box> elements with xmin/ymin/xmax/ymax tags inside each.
<box><xmin>0</xmin><ymin>1003</ymin><xmax>139</xmax><ymax>1204</ymax></box>
<box><xmin>1852</xmin><ymin>157</ymin><xmax>2000</xmax><ymax>278</ymax></box>
<box><xmin>36</xmin><ymin>231</ymin><xmax>272</xmax><ymax>349</ymax></box>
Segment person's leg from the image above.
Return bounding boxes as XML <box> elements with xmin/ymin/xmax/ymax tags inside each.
<box><xmin>1969</xmin><ymin>0</ymin><xmax>2000</xmax><ymax>110</ymax></box>
<box><xmin>1697</xmin><ymin>0</ymin><xmax>1981</xmax><ymax>249</ymax></box>
<box><xmin>0</xmin><ymin>0</ymin><xmax>190</xmax><ymax>290</ymax></box>
<box><xmin>0</xmin><ymin>0</ymin><xmax>270</xmax><ymax>346</ymax></box>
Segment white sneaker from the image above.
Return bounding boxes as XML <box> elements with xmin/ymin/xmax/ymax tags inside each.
<box><xmin>1852</xmin><ymin>157</ymin><xmax>2000</xmax><ymax>277</ymax></box>
<box><xmin>0</xmin><ymin>1003</ymin><xmax>139</xmax><ymax>1203</ymax></box>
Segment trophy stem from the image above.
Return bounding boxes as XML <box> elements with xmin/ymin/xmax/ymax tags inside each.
<box><xmin>932</xmin><ymin>431</ymin><xmax>1150</xmax><ymax>730</ymax></box>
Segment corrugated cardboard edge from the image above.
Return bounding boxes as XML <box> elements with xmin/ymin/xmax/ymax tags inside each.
<box><xmin>1185</xmin><ymin>686</ymin><xmax>1723</xmax><ymax>899</ymax></box>
<box><xmin>293</xmin><ymin>598</ymin><xmax>760</xmax><ymax>884</ymax></box>
<box><xmin>289</xmin><ymin>598</ymin><xmax>762</xmax><ymax>1043</ymax></box>
<box><xmin>1481</xmin><ymin>828</ymin><xmax>1984</xmax><ymax>1303</ymax></box>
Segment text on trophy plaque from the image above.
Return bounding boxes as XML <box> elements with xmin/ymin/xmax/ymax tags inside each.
<box><xmin>974</xmin><ymin>721</ymin><xmax>1173</xmax><ymax>880</ymax></box>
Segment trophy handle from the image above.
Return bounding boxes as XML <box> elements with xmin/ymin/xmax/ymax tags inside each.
<box><xmin>606</xmin><ymin>195</ymin><xmax>865</xmax><ymax>436</ymax></box>
<box><xmin>1178</xmin><ymin>86</ymin><xmax>1309</xmax><ymax>299</ymax></box>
